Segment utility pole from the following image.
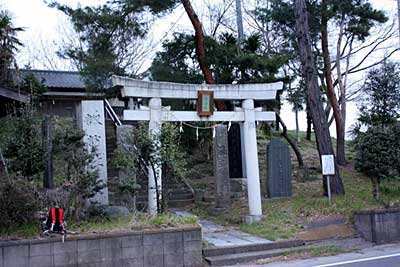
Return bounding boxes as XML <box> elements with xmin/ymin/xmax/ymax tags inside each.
<box><xmin>235</xmin><ymin>0</ymin><xmax>244</xmax><ymax>41</ymax></box>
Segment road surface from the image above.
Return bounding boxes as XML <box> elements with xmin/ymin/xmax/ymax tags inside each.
<box><xmin>235</xmin><ymin>243</ymin><xmax>400</xmax><ymax>267</ymax></box>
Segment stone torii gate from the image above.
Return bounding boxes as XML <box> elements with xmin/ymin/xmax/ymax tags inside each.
<box><xmin>112</xmin><ymin>76</ymin><xmax>282</xmax><ymax>219</ymax></box>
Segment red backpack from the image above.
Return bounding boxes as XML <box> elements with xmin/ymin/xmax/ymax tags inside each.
<box><xmin>45</xmin><ymin>207</ymin><xmax>66</xmax><ymax>233</ymax></box>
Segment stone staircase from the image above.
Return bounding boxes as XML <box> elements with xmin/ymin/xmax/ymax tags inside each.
<box><xmin>203</xmin><ymin>240</ymin><xmax>305</xmax><ymax>266</ymax></box>
<box><xmin>105</xmin><ymin>119</ymin><xmax>194</xmax><ymax>210</ymax></box>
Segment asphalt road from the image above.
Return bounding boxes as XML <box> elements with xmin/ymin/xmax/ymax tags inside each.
<box><xmin>309</xmin><ymin>253</ymin><xmax>400</xmax><ymax>267</ymax></box>
<box><xmin>235</xmin><ymin>243</ymin><xmax>400</xmax><ymax>267</ymax></box>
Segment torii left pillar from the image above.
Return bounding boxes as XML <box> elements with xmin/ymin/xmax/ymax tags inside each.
<box><xmin>148</xmin><ymin>98</ymin><xmax>162</xmax><ymax>215</ymax></box>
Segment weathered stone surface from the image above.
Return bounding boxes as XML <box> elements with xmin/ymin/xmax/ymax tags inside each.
<box><xmin>29</xmin><ymin>242</ymin><xmax>53</xmax><ymax>256</ymax></box>
<box><xmin>213</xmin><ymin>125</ymin><xmax>231</xmax><ymax>210</ymax></box>
<box><xmin>121</xmin><ymin>258</ymin><xmax>144</xmax><ymax>267</ymax></box>
<box><xmin>184</xmin><ymin>251</ymin><xmax>203</xmax><ymax>267</ymax></box>
<box><xmin>80</xmin><ymin>100</ymin><xmax>109</xmax><ymax>205</ymax></box>
<box><xmin>164</xmin><ymin>253</ymin><xmax>183</xmax><ymax>266</ymax></box>
<box><xmin>144</xmin><ymin>254</ymin><xmax>164</xmax><ymax>267</ymax></box>
<box><xmin>267</xmin><ymin>139</ymin><xmax>292</xmax><ymax>198</ymax></box>
<box><xmin>0</xmin><ymin>246</ymin><xmax>3</xmax><ymax>267</ymax></box>
<box><xmin>183</xmin><ymin>229</ymin><xmax>202</xmax><ymax>242</ymax></box>
<box><xmin>120</xmin><ymin>234</ymin><xmax>143</xmax><ymax>247</ymax></box>
<box><xmin>143</xmin><ymin>232</ymin><xmax>163</xmax><ymax>245</ymax></box>
<box><xmin>77</xmin><ymin>239</ymin><xmax>100</xmax><ymax>251</ymax></box>
<box><xmin>163</xmin><ymin>231</ymin><xmax>183</xmax><ymax>243</ymax></box>
<box><xmin>54</xmin><ymin>251</ymin><xmax>77</xmax><ymax>266</ymax></box>
<box><xmin>3</xmin><ymin>245</ymin><xmax>29</xmax><ymax>267</ymax></box>
<box><xmin>121</xmin><ymin>246</ymin><xmax>143</xmax><ymax>259</ymax></box>
<box><xmin>354</xmin><ymin>208</ymin><xmax>400</xmax><ymax>244</ymax></box>
<box><xmin>163</xmin><ymin>240</ymin><xmax>183</xmax><ymax>255</ymax></box>
<box><xmin>29</xmin><ymin>255</ymin><xmax>53</xmax><ymax>267</ymax></box>
<box><xmin>184</xmin><ymin>240</ymin><xmax>202</xmax><ymax>252</ymax></box>
<box><xmin>78</xmin><ymin>249</ymin><xmax>101</xmax><ymax>264</ymax></box>
<box><xmin>0</xmin><ymin>228</ymin><xmax>202</xmax><ymax>267</ymax></box>
<box><xmin>230</xmin><ymin>178</ymin><xmax>247</xmax><ymax>198</ymax></box>
<box><xmin>53</xmin><ymin>240</ymin><xmax>77</xmax><ymax>253</ymax></box>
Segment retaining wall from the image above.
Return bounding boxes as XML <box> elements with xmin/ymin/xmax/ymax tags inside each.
<box><xmin>354</xmin><ymin>208</ymin><xmax>400</xmax><ymax>244</ymax></box>
<box><xmin>0</xmin><ymin>226</ymin><xmax>202</xmax><ymax>267</ymax></box>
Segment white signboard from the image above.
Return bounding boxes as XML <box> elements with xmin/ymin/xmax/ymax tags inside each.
<box><xmin>321</xmin><ymin>155</ymin><xmax>335</xmax><ymax>175</ymax></box>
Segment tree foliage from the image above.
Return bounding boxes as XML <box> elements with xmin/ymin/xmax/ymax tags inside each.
<box><xmin>0</xmin><ymin>10</ymin><xmax>23</xmax><ymax>87</ymax></box>
<box><xmin>353</xmin><ymin>61</ymin><xmax>400</xmax><ymax>200</ymax></box>
<box><xmin>358</xmin><ymin>61</ymin><xmax>400</xmax><ymax>126</ymax></box>
<box><xmin>151</xmin><ymin>32</ymin><xmax>289</xmax><ymax>84</ymax></box>
<box><xmin>0</xmin><ymin>105</ymin><xmax>44</xmax><ymax>179</ymax></box>
<box><xmin>50</xmin><ymin>0</ymin><xmax>179</xmax><ymax>90</ymax></box>
<box><xmin>353</xmin><ymin>124</ymin><xmax>400</xmax><ymax>199</ymax></box>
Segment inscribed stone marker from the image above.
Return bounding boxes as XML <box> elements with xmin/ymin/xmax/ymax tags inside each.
<box><xmin>213</xmin><ymin>125</ymin><xmax>231</xmax><ymax>210</ymax></box>
<box><xmin>267</xmin><ymin>139</ymin><xmax>292</xmax><ymax>198</ymax></box>
<box><xmin>80</xmin><ymin>100</ymin><xmax>109</xmax><ymax>205</ymax></box>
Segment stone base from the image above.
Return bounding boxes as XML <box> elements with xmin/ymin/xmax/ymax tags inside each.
<box><xmin>242</xmin><ymin>215</ymin><xmax>265</xmax><ymax>224</ymax></box>
<box><xmin>194</xmin><ymin>189</ymin><xmax>205</xmax><ymax>202</ymax></box>
<box><xmin>230</xmin><ymin>178</ymin><xmax>247</xmax><ymax>199</ymax></box>
<box><xmin>209</xmin><ymin>207</ymin><xmax>229</xmax><ymax>216</ymax></box>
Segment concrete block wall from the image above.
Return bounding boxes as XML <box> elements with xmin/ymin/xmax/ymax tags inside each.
<box><xmin>0</xmin><ymin>227</ymin><xmax>202</xmax><ymax>267</ymax></box>
<box><xmin>354</xmin><ymin>208</ymin><xmax>400</xmax><ymax>244</ymax></box>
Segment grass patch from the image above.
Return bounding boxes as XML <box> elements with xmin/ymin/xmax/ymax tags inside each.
<box><xmin>1</xmin><ymin>213</ymin><xmax>199</xmax><ymax>240</ymax></box>
<box><xmin>254</xmin><ymin>245</ymin><xmax>356</xmax><ymax>265</ymax></box>
<box><xmin>71</xmin><ymin>212</ymin><xmax>199</xmax><ymax>233</ymax></box>
<box><xmin>239</xmin><ymin>208</ymin><xmax>301</xmax><ymax>240</ymax></box>
<box><xmin>0</xmin><ymin>223</ymin><xmax>38</xmax><ymax>240</ymax></box>
<box><xmin>285</xmin><ymin>246</ymin><xmax>354</xmax><ymax>257</ymax></box>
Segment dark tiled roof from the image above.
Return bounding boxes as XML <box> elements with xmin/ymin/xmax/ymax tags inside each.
<box><xmin>19</xmin><ymin>69</ymin><xmax>86</xmax><ymax>89</ymax></box>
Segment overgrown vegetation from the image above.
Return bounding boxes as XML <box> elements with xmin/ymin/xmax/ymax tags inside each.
<box><xmin>0</xmin><ymin>104</ymin><xmax>103</xmax><ymax>230</ymax></box>
<box><xmin>112</xmin><ymin>122</ymin><xmax>189</xmax><ymax>212</ymax></box>
<box><xmin>352</xmin><ymin>61</ymin><xmax>400</xmax><ymax>201</ymax></box>
<box><xmin>187</xmin><ymin>129</ymin><xmax>400</xmax><ymax>241</ymax></box>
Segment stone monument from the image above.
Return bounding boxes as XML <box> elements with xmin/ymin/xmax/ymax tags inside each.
<box><xmin>80</xmin><ymin>100</ymin><xmax>109</xmax><ymax>205</ymax></box>
<box><xmin>213</xmin><ymin>125</ymin><xmax>231</xmax><ymax>210</ymax></box>
<box><xmin>267</xmin><ymin>138</ymin><xmax>292</xmax><ymax>198</ymax></box>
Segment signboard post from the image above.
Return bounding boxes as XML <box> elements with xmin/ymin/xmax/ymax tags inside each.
<box><xmin>321</xmin><ymin>155</ymin><xmax>335</xmax><ymax>205</ymax></box>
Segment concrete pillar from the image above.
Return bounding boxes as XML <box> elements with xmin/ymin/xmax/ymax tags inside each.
<box><xmin>148</xmin><ymin>98</ymin><xmax>162</xmax><ymax>215</ymax></box>
<box><xmin>242</xmin><ymin>99</ymin><xmax>262</xmax><ymax>218</ymax></box>
<box><xmin>81</xmin><ymin>100</ymin><xmax>109</xmax><ymax>205</ymax></box>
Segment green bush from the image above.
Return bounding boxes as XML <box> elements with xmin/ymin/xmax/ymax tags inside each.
<box><xmin>0</xmin><ymin>177</ymin><xmax>39</xmax><ymax>229</ymax></box>
<box><xmin>353</xmin><ymin>124</ymin><xmax>400</xmax><ymax>199</ymax></box>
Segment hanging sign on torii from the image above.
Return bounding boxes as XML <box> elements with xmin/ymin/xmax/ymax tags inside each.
<box><xmin>112</xmin><ymin>75</ymin><xmax>283</xmax><ymax>219</ymax></box>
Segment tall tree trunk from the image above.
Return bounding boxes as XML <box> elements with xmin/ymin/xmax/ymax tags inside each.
<box><xmin>321</xmin><ymin>0</ymin><xmax>346</xmax><ymax>165</ymax></box>
<box><xmin>294</xmin><ymin>0</ymin><xmax>345</xmax><ymax>195</ymax></box>
<box><xmin>181</xmin><ymin>0</ymin><xmax>225</xmax><ymax>111</ymax></box>
<box><xmin>306</xmin><ymin>101</ymin><xmax>312</xmax><ymax>141</ymax></box>
<box><xmin>295</xmin><ymin>108</ymin><xmax>300</xmax><ymax>143</ymax></box>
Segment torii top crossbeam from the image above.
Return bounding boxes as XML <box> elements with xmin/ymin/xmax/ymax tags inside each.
<box><xmin>112</xmin><ymin>75</ymin><xmax>282</xmax><ymax>100</ymax></box>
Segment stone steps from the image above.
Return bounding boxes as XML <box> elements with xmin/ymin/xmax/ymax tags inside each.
<box><xmin>203</xmin><ymin>240</ymin><xmax>305</xmax><ymax>266</ymax></box>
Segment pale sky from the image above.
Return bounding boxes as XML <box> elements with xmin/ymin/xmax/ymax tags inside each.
<box><xmin>2</xmin><ymin>0</ymin><xmax>399</xmax><ymax>137</ymax></box>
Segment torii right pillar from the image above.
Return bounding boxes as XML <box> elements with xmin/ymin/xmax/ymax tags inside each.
<box><xmin>242</xmin><ymin>99</ymin><xmax>263</xmax><ymax>223</ymax></box>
